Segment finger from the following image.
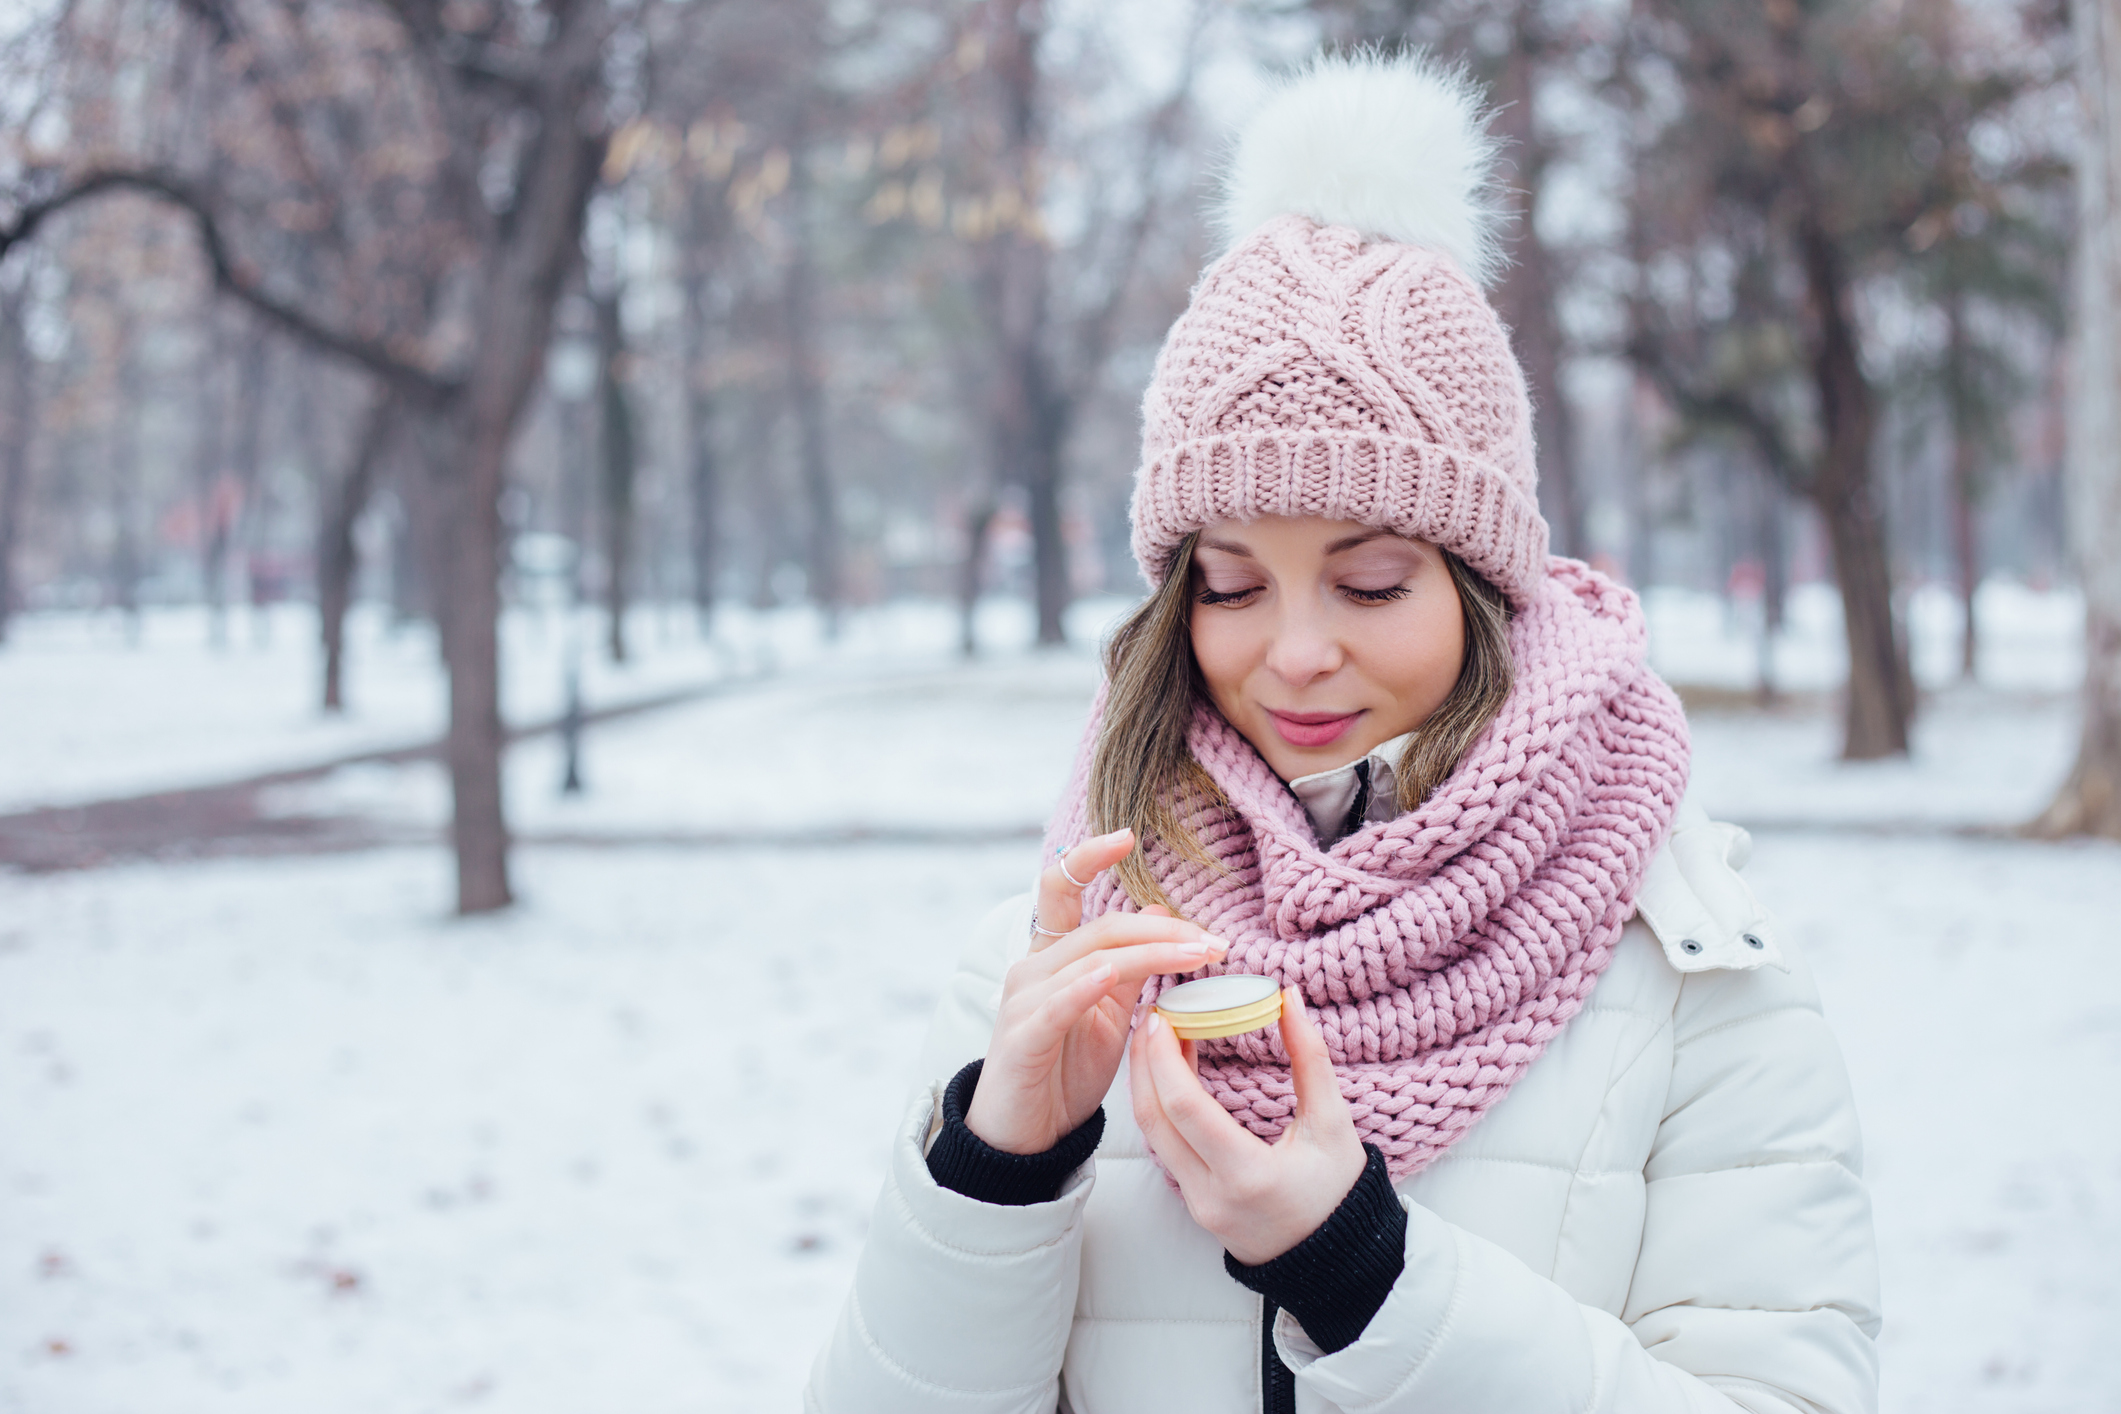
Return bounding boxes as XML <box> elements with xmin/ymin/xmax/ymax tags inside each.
<box><xmin>1032</xmin><ymin>827</ymin><xmax>1134</xmax><ymax>948</ymax></box>
<box><xmin>1024</xmin><ymin>911</ymin><xmax>1224</xmax><ymax>978</ymax></box>
<box><xmin>1140</xmin><ymin>1007</ymin><xmax>1263</xmax><ymax>1171</ymax></box>
<box><xmin>997</xmin><ymin>960</ymin><xmax>1117</xmax><ymax>1065</ymax></box>
<box><xmin>1026</xmin><ymin>942</ymin><xmax>1219</xmax><ymax>1021</ymax></box>
<box><xmin>1277</xmin><ymin>987</ymin><xmax>1351</xmax><ymax>1139</ymax></box>
<box><xmin>1128</xmin><ymin>1015</ymin><xmax>1211</xmax><ymax>1189</ymax></box>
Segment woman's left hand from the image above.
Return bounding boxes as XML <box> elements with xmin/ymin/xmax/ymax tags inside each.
<box><xmin>1128</xmin><ymin>987</ymin><xmax>1368</xmax><ymax>1266</ymax></box>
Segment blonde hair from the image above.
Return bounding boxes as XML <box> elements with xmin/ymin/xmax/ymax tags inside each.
<box><xmin>1088</xmin><ymin>532</ymin><xmax>1514</xmax><ymax>911</ymax></box>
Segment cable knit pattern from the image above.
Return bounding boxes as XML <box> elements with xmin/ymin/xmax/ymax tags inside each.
<box><xmin>1131</xmin><ymin>214</ymin><xmax>1547</xmax><ymax>605</ymax></box>
<box><xmin>1044</xmin><ymin>560</ymin><xmax>1690</xmax><ymax>1180</ymax></box>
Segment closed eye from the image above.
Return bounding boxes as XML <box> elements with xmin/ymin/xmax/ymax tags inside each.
<box><xmin>1196</xmin><ymin>586</ymin><xmax>1262</xmax><ymax>606</ymax></box>
<box><xmin>1341</xmin><ymin>585</ymin><xmax>1411</xmax><ymax>603</ymax></box>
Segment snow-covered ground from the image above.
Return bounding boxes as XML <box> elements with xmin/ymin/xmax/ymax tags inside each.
<box><xmin>0</xmin><ymin>595</ymin><xmax>1131</xmax><ymax>813</ymax></box>
<box><xmin>3</xmin><ymin>583</ymin><xmax>2118</xmax><ymax>1413</ymax></box>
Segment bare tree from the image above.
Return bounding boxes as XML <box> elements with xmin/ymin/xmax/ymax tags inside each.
<box><xmin>2035</xmin><ymin>0</ymin><xmax>2121</xmax><ymax>837</ymax></box>
<box><xmin>0</xmin><ymin>0</ymin><xmax>658</xmax><ymax>911</ymax></box>
<box><xmin>592</xmin><ymin>286</ymin><xmax>639</xmax><ymax>662</ymax></box>
<box><xmin>782</xmin><ymin>131</ymin><xmax>844</xmax><ymax>632</ymax></box>
<box><xmin>316</xmin><ymin>390</ymin><xmax>398</xmax><ymax>711</ymax></box>
<box><xmin>950</xmin><ymin>0</ymin><xmax>1204</xmax><ymax>648</ymax></box>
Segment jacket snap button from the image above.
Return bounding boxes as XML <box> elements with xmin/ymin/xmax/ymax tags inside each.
<box><xmin>1744</xmin><ymin>933</ymin><xmax>1765</xmax><ymax>950</ymax></box>
<box><xmin>1680</xmin><ymin>938</ymin><xmax>1703</xmax><ymax>955</ymax></box>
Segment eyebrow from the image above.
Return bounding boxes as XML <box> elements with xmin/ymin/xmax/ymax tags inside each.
<box><xmin>1198</xmin><ymin>529</ymin><xmax>1400</xmax><ymax>559</ymax></box>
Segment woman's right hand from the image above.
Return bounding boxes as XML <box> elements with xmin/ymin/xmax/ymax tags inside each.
<box><xmin>963</xmin><ymin>827</ymin><xmax>1227</xmax><ymax>1156</ymax></box>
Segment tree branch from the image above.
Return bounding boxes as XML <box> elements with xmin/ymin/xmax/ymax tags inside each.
<box><xmin>1626</xmin><ymin>321</ymin><xmax>1810</xmax><ymax>494</ymax></box>
<box><xmin>0</xmin><ymin>170</ymin><xmax>455</xmax><ymax>401</ymax></box>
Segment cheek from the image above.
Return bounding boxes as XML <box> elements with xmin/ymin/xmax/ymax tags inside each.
<box><xmin>1363</xmin><ymin>594</ymin><xmax>1466</xmax><ymax>705</ymax></box>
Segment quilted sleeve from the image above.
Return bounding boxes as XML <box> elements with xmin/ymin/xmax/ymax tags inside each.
<box><xmin>1274</xmin><ymin>916</ymin><xmax>1880</xmax><ymax>1413</ymax></box>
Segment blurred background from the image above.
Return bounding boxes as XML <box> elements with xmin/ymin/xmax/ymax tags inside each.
<box><xmin>1</xmin><ymin>0</ymin><xmax>2117</xmax><ymax>1410</ymax></box>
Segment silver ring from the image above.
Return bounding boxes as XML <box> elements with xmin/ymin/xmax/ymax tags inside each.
<box><xmin>1029</xmin><ymin>907</ymin><xmax>1066</xmax><ymax>940</ymax></box>
<box><xmin>1055</xmin><ymin>848</ymin><xmax>1093</xmax><ymax>890</ymax></box>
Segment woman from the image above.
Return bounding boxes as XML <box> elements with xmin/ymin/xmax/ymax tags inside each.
<box><xmin>808</xmin><ymin>53</ymin><xmax>1879</xmax><ymax>1414</ymax></box>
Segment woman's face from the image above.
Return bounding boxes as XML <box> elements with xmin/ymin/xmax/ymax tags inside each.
<box><xmin>1188</xmin><ymin>516</ymin><xmax>1466</xmax><ymax>783</ymax></box>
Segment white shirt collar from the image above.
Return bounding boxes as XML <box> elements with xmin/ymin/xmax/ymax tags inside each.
<box><xmin>1286</xmin><ymin>730</ymin><xmax>1417</xmax><ymax>847</ymax></box>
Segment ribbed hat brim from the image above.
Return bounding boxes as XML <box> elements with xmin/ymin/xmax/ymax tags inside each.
<box><xmin>1130</xmin><ymin>433</ymin><xmax>1549</xmax><ymax>606</ymax></box>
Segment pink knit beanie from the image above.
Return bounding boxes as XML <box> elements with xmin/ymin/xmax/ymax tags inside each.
<box><xmin>1132</xmin><ymin>53</ymin><xmax>1550</xmax><ymax>606</ymax></box>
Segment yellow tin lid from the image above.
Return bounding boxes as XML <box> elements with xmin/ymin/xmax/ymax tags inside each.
<box><xmin>1154</xmin><ymin>974</ymin><xmax>1284</xmax><ymax>1041</ymax></box>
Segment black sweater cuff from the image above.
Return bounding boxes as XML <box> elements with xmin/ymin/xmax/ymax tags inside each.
<box><xmin>924</xmin><ymin>1059</ymin><xmax>1106</xmax><ymax>1207</ymax></box>
<box><xmin>1224</xmin><ymin>1144</ymin><xmax>1407</xmax><ymax>1354</ymax></box>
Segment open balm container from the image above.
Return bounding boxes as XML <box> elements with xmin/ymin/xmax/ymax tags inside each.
<box><xmin>1153</xmin><ymin>974</ymin><xmax>1284</xmax><ymax>1041</ymax></box>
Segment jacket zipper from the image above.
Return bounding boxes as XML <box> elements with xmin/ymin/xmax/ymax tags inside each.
<box><xmin>1261</xmin><ymin>1297</ymin><xmax>1296</xmax><ymax>1414</ymax></box>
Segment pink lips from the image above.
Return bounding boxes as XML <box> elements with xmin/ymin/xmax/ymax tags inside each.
<box><xmin>1267</xmin><ymin>710</ymin><xmax>1364</xmax><ymax>748</ymax></box>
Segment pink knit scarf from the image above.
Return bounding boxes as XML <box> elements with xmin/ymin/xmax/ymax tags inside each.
<box><xmin>1045</xmin><ymin>560</ymin><xmax>1690</xmax><ymax>1180</ymax></box>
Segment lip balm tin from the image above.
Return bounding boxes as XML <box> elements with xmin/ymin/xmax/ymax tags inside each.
<box><xmin>1153</xmin><ymin>974</ymin><xmax>1284</xmax><ymax>1041</ymax></box>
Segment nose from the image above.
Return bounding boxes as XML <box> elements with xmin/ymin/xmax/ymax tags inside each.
<box><xmin>1261</xmin><ymin>595</ymin><xmax>1344</xmax><ymax>688</ymax></box>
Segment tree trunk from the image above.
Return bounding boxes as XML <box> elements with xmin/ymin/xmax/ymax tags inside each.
<box><xmin>113</xmin><ymin>341</ymin><xmax>147</xmax><ymax>642</ymax></box>
<box><xmin>430</xmin><ymin>48</ymin><xmax>604</xmax><ymax>914</ymax></box>
<box><xmin>1758</xmin><ymin>471</ymin><xmax>1787</xmax><ymax>705</ymax></box>
<box><xmin>223</xmin><ymin>324</ymin><xmax>269</xmax><ymax>648</ymax></box>
<box><xmin>389</xmin><ymin>467</ymin><xmax>433</xmax><ymax>627</ymax></box>
<box><xmin>680</xmin><ymin>176</ymin><xmax>725</xmax><ymax>634</ymax></box>
<box><xmin>430</xmin><ymin>414</ymin><xmax>513</xmax><ymax>914</ymax></box>
<box><xmin>1492</xmin><ymin>24</ymin><xmax>1586</xmax><ymax>560</ymax></box>
<box><xmin>594</xmin><ymin>290</ymin><xmax>637</xmax><ymax>664</ymax></box>
<box><xmin>2034</xmin><ymin>0</ymin><xmax>2121</xmax><ymax>837</ymax></box>
<box><xmin>189</xmin><ymin>316</ymin><xmax>232</xmax><ymax>637</ymax></box>
<box><xmin>0</xmin><ymin>284</ymin><xmax>34</xmax><ymax>643</ymax></box>
<box><xmin>783</xmin><ymin>145</ymin><xmax>842</xmax><ymax>634</ymax></box>
<box><xmin>1797</xmin><ymin>217</ymin><xmax>1912</xmax><ymax>758</ymax></box>
<box><xmin>960</xmin><ymin>498</ymin><xmax>996</xmax><ymax>658</ymax></box>
<box><xmin>317</xmin><ymin>390</ymin><xmax>395</xmax><ymax>712</ymax></box>
<box><xmin>1949</xmin><ymin>427</ymin><xmax>1980</xmax><ymax>682</ymax></box>
<box><xmin>1026</xmin><ymin>398</ymin><xmax>1068</xmax><ymax>645</ymax></box>
<box><xmin>988</xmin><ymin>0</ymin><xmax>1069</xmax><ymax>645</ymax></box>
<box><xmin>1946</xmin><ymin>290</ymin><xmax>1981</xmax><ymax>681</ymax></box>
<box><xmin>686</xmin><ymin>373</ymin><xmax>719</xmax><ymax>632</ymax></box>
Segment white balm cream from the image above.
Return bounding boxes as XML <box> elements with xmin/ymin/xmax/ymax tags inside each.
<box><xmin>1153</xmin><ymin>974</ymin><xmax>1285</xmax><ymax>1041</ymax></box>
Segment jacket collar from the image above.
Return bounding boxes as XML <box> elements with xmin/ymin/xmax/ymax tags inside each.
<box><xmin>1286</xmin><ymin>729</ymin><xmax>1417</xmax><ymax>848</ymax></box>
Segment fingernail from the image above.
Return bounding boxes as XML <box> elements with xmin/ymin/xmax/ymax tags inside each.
<box><xmin>1178</xmin><ymin>940</ymin><xmax>1215</xmax><ymax>958</ymax></box>
<box><xmin>1144</xmin><ymin>1012</ymin><xmax>1163</xmax><ymax>1035</ymax></box>
<box><xmin>1100</xmin><ymin>827</ymin><xmax>1133</xmax><ymax>843</ymax></box>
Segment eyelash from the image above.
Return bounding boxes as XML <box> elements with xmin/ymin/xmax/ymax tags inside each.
<box><xmin>1194</xmin><ymin>584</ymin><xmax>1411</xmax><ymax>606</ymax></box>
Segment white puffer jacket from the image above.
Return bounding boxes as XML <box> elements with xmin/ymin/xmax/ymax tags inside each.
<box><xmin>807</xmin><ymin>805</ymin><xmax>1881</xmax><ymax>1413</ymax></box>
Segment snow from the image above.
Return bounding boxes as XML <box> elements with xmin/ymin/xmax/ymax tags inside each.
<box><xmin>0</xmin><ymin>596</ymin><xmax>1132</xmax><ymax>813</ymax></box>
<box><xmin>0</xmin><ymin>845</ymin><xmax>1027</xmax><ymax>1413</ymax></box>
<box><xmin>3</xmin><ymin>584</ymin><xmax>2118</xmax><ymax>1412</ymax></box>
<box><xmin>1642</xmin><ymin>579</ymin><xmax>2083</xmax><ymax>697</ymax></box>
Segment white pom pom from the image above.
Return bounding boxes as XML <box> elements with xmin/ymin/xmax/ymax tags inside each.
<box><xmin>1214</xmin><ymin>50</ymin><xmax>1507</xmax><ymax>287</ymax></box>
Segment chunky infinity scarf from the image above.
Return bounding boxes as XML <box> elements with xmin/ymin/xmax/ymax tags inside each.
<box><xmin>1045</xmin><ymin>560</ymin><xmax>1690</xmax><ymax>1180</ymax></box>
